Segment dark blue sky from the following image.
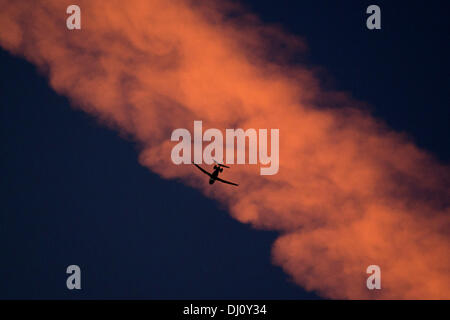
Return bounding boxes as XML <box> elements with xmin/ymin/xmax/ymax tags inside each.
<box><xmin>0</xmin><ymin>1</ymin><xmax>448</xmax><ymax>299</ymax></box>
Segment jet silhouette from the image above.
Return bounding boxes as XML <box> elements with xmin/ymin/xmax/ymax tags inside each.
<box><xmin>193</xmin><ymin>160</ymin><xmax>239</xmax><ymax>186</ymax></box>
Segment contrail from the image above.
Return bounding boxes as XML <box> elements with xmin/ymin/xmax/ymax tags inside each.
<box><xmin>0</xmin><ymin>0</ymin><xmax>448</xmax><ymax>299</ymax></box>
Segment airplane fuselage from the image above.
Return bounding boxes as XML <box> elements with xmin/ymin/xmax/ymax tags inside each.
<box><xmin>209</xmin><ymin>167</ymin><xmax>220</xmax><ymax>184</ymax></box>
<box><xmin>208</xmin><ymin>165</ymin><xmax>225</xmax><ymax>184</ymax></box>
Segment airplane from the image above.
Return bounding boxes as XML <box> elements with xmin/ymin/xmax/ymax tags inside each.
<box><xmin>193</xmin><ymin>160</ymin><xmax>239</xmax><ymax>186</ymax></box>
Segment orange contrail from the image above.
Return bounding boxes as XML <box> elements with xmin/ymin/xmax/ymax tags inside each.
<box><xmin>0</xmin><ymin>0</ymin><xmax>448</xmax><ymax>299</ymax></box>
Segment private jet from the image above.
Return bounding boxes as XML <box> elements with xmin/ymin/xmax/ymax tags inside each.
<box><xmin>193</xmin><ymin>160</ymin><xmax>239</xmax><ymax>186</ymax></box>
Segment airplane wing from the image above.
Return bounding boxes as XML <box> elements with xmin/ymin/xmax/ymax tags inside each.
<box><xmin>193</xmin><ymin>163</ymin><xmax>212</xmax><ymax>177</ymax></box>
<box><xmin>215</xmin><ymin>177</ymin><xmax>239</xmax><ymax>186</ymax></box>
<box><xmin>213</xmin><ymin>159</ymin><xmax>230</xmax><ymax>168</ymax></box>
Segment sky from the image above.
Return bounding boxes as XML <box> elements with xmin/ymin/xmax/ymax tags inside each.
<box><xmin>0</xmin><ymin>0</ymin><xmax>449</xmax><ymax>299</ymax></box>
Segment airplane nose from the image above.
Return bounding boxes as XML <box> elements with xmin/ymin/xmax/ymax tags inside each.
<box><xmin>209</xmin><ymin>179</ymin><xmax>214</xmax><ymax>184</ymax></box>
